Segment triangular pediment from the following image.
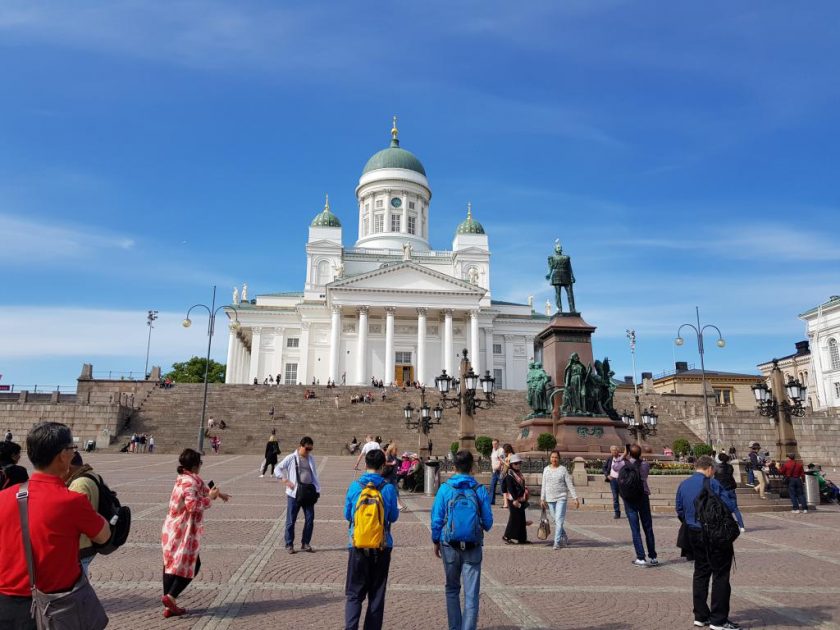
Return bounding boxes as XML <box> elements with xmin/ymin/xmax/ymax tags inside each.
<box><xmin>329</xmin><ymin>262</ymin><xmax>485</xmax><ymax>295</ymax></box>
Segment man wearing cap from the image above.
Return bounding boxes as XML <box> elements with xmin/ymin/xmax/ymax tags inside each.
<box><xmin>747</xmin><ymin>443</ymin><xmax>766</xmax><ymax>499</ymax></box>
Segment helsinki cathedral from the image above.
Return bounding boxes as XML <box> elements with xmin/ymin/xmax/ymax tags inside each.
<box><xmin>224</xmin><ymin>119</ymin><xmax>548</xmax><ymax>389</ymax></box>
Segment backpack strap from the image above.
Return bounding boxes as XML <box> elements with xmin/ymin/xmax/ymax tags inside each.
<box><xmin>15</xmin><ymin>482</ymin><xmax>37</xmax><ymax>591</ymax></box>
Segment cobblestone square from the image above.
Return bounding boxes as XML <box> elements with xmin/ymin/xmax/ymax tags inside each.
<box><xmin>82</xmin><ymin>454</ymin><xmax>840</xmax><ymax>629</ymax></box>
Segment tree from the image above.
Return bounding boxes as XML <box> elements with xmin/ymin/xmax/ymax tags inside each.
<box><xmin>475</xmin><ymin>436</ymin><xmax>493</xmax><ymax>458</ymax></box>
<box><xmin>450</xmin><ymin>441</ymin><xmax>460</xmax><ymax>457</ymax></box>
<box><xmin>536</xmin><ymin>432</ymin><xmax>557</xmax><ymax>453</ymax></box>
<box><xmin>693</xmin><ymin>443</ymin><xmax>714</xmax><ymax>457</ymax></box>
<box><xmin>164</xmin><ymin>357</ymin><xmax>226</xmax><ymax>383</ymax></box>
<box><xmin>672</xmin><ymin>438</ymin><xmax>691</xmax><ymax>456</ymax></box>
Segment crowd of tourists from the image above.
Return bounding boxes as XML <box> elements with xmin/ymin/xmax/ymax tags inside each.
<box><xmin>2</xmin><ymin>421</ymin><xmax>833</xmax><ymax>630</ymax></box>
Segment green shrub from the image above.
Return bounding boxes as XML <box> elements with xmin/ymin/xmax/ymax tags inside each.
<box><xmin>475</xmin><ymin>436</ymin><xmax>493</xmax><ymax>458</ymax></box>
<box><xmin>693</xmin><ymin>443</ymin><xmax>714</xmax><ymax>457</ymax></box>
<box><xmin>536</xmin><ymin>433</ymin><xmax>557</xmax><ymax>453</ymax></box>
<box><xmin>450</xmin><ymin>441</ymin><xmax>460</xmax><ymax>457</ymax></box>
<box><xmin>672</xmin><ymin>438</ymin><xmax>691</xmax><ymax>456</ymax></box>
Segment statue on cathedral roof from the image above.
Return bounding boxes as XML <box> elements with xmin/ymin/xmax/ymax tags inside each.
<box><xmin>232</xmin><ymin>286</ymin><xmax>239</xmax><ymax>305</ymax></box>
<box><xmin>241</xmin><ymin>283</ymin><xmax>248</xmax><ymax>302</ymax></box>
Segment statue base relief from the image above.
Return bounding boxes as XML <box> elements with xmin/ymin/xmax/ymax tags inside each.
<box><xmin>515</xmin><ymin>415</ymin><xmax>630</xmax><ymax>456</ymax></box>
<box><xmin>537</xmin><ymin>313</ymin><xmax>597</xmax><ymax>382</ymax></box>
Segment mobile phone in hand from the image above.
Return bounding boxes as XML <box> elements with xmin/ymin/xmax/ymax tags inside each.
<box><xmin>208</xmin><ymin>481</ymin><xmax>215</xmax><ymax>489</ymax></box>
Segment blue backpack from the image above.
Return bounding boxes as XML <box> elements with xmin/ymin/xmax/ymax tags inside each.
<box><xmin>442</xmin><ymin>481</ymin><xmax>482</xmax><ymax>544</ymax></box>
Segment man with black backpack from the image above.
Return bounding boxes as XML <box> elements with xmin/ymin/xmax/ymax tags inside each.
<box><xmin>343</xmin><ymin>448</ymin><xmax>399</xmax><ymax>630</ymax></box>
<box><xmin>676</xmin><ymin>455</ymin><xmax>741</xmax><ymax>630</ymax></box>
<box><xmin>613</xmin><ymin>444</ymin><xmax>658</xmax><ymax>567</ymax></box>
<box><xmin>431</xmin><ymin>450</ymin><xmax>493</xmax><ymax>630</ymax></box>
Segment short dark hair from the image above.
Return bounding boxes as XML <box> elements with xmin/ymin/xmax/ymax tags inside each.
<box><xmin>365</xmin><ymin>449</ymin><xmax>385</xmax><ymax>471</ymax></box>
<box><xmin>787</xmin><ymin>453</ymin><xmax>796</xmax><ymax>460</ymax></box>
<box><xmin>26</xmin><ymin>422</ymin><xmax>73</xmax><ymax>469</ymax></box>
<box><xmin>177</xmin><ymin>448</ymin><xmax>202</xmax><ymax>474</ymax></box>
<box><xmin>502</xmin><ymin>443</ymin><xmax>514</xmax><ymax>455</ymax></box>
<box><xmin>717</xmin><ymin>453</ymin><xmax>730</xmax><ymax>464</ymax></box>
<box><xmin>695</xmin><ymin>455</ymin><xmax>715</xmax><ymax>470</ymax></box>
<box><xmin>0</xmin><ymin>441</ymin><xmax>22</xmax><ymax>464</ymax></box>
<box><xmin>300</xmin><ymin>436</ymin><xmax>314</xmax><ymax>447</ymax></box>
<box><xmin>454</xmin><ymin>449</ymin><xmax>474</xmax><ymax>473</ymax></box>
<box><xmin>628</xmin><ymin>444</ymin><xmax>642</xmax><ymax>459</ymax></box>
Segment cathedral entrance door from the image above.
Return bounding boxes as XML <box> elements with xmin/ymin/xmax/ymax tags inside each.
<box><xmin>395</xmin><ymin>365</ymin><xmax>414</xmax><ymax>386</ymax></box>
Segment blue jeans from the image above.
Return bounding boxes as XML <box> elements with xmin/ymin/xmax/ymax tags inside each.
<box><xmin>80</xmin><ymin>555</ymin><xmax>93</xmax><ymax>577</ymax></box>
<box><xmin>788</xmin><ymin>478</ymin><xmax>806</xmax><ymax>511</ymax></box>
<box><xmin>623</xmin><ymin>495</ymin><xmax>656</xmax><ymax>560</ymax></box>
<box><xmin>441</xmin><ymin>544</ymin><xmax>483</xmax><ymax>630</ymax></box>
<box><xmin>546</xmin><ymin>499</ymin><xmax>568</xmax><ymax>546</ymax></box>
<box><xmin>489</xmin><ymin>471</ymin><xmax>501</xmax><ymax>504</ymax></box>
<box><xmin>609</xmin><ymin>478</ymin><xmax>621</xmax><ymax>516</ymax></box>
<box><xmin>285</xmin><ymin>494</ymin><xmax>315</xmax><ymax>547</ymax></box>
<box><xmin>746</xmin><ymin>467</ymin><xmax>756</xmax><ymax>485</ymax></box>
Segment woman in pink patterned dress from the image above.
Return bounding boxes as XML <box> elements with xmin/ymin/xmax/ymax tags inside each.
<box><xmin>160</xmin><ymin>448</ymin><xmax>229</xmax><ymax>618</ymax></box>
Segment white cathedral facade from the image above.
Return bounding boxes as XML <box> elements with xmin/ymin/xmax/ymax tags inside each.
<box><xmin>223</xmin><ymin>121</ymin><xmax>548</xmax><ymax>389</ymax></box>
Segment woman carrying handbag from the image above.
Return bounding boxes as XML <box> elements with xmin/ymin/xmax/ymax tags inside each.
<box><xmin>501</xmin><ymin>454</ymin><xmax>531</xmax><ymax>544</ymax></box>
<box><xmin>539</xmin><ymin>450</ymin><xmax>579</xmax><ymax>549</ymax></box>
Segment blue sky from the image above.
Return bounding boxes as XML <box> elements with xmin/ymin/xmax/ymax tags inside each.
<box><xmin>1</xmin><ymin>1</ymin><xmax>838</xmax><ymax>389</ymax></box>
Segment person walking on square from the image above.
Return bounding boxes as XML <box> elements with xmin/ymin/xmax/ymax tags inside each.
<box><xmin>260</xmin><ymin>435</ymin><xmax>280</xmax><ymax>478</ymax></box>
<box><xmin>747</xmin><ymin>443</ymin><xmax>766</xmax><ymax>498</ymax></box>
<box><xmin>714</xmin><ymin>453</ymin><xmax>745</xmax><ymax>533</ymax></box>
<box><xmin>354</xmin><ymin>435</ymin><xmax>381</xmax><ymax>471</ymax></box>
<box><xmin>540</xmin><ymin>450</ymin><xmax>580</xmax><ymax>549</ymax></box>
<box><xmin>778</xmin><ymin>453</ymin><xmax>807</xmax><ymax>513</ymax></box>
<box><xmin>676</xmin><ymin>455</ymin><xmax>741</xmax><ymax>630</ymax></box>
<box><xmin>65</xmin><ymin>451</ymin><xmax>105</xmax><ymax>576</ymax></box>
<box><xmin>613</xmin><ymin>444</ymin><xmax>658</xmax><ymax>566</ymax></box>
<box><xmin>276</xmin><ymin>437</ymin><xmax>320</xmax><ymax>553</ymax></box>
<box><xmin>0</xmin><ymin>440</ymin><xmax>29</xmax><ymax>489</ymax></box>
<box><xmin>343</xmin><ymin>448</ymin><xmax>399</xmax><ymax>630</ymax></box>
<box><xmin>161</xmin><ymin>449</ymin><xmax>230</xmax><ymax>618</ymax></box>
<box><xmin>488</xmin><ymin>439</ymin><xmax>505</xmax><ymax>505</ymax></box>
<box><xmin>603</xmin><ymin>445</ymin><xmax>622</xmax><ymax>519</ymax></box>
<box><xmin>501</xmin><ymin>454</ymin><xmax>530</xmax><ymax>544</ymax></box>
<box><xmin>431</xmin><ymin>450</ymin><xmax>493</xmax><ymax>630</ymax></box>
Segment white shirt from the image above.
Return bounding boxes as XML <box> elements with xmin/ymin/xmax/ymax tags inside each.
<box><xmin>275</xmin><ymin>452</ymin><xmax>321</xmax><ymax>498</ymax></box>
<box><xmin>361</xmin><ymin>441</ymin><xmax>381</xmax><ymax>455</ymax></box>
<box><xmin>490</xmin><ymin>447</ymin><xmax>505</xmax><ymax>472</ymax></box>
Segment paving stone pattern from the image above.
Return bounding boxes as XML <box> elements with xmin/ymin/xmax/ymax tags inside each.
<box><xmin>80</xmin><ymin>454</ymin><xmax>840</xmax><ymax>629</ymax></box>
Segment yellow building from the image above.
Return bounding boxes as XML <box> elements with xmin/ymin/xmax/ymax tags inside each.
<box><xmin>651</xmin><ymin>361</ymin><xmax>761</xmax><ymax>410</ymax></box>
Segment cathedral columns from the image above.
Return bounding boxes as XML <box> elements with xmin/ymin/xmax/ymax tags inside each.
<box><xmin>225</xmin><ymin>330</ymin><xmax>236</xmax><ymax>384</ymax></box>
<box><xmin>356</xmin><ymin>307</ymin><xmax>369</xmax><ymax>385</ymax></box>
<box><xmin>483</xmin><ymin>327</ymin><xmax>494</xmax><ymax>377</ymax></box>
<box><xmin>443</xmin><ymin>309</ymin><xmax>454</xmax><ymax>376</ymax></box>
<box><xmin>299</xmin><ymin>322</ymin><xmax>311</xmax><ymax>385</ymax></box>
<box><xmin>469</xmin><ymin>310</ymin><xmax>480</xmax><ymax>375</ymax></box>
<box><xmin>273</xmin><ymin>327</ymin><xmax>285</xmax><ymax>381</ymax></box>
<box><xmin>384</xmin><ymin>307</ymin><xmax>395</xmax><ymax>385</ymax></box>
<box><xmin>417</xmin><ymin>308</ymin><xmax>427</xmax><ymax>385</ymax></box>
<box><xmin>240</xmin><ymin>341</ymin><xmax>249</xmax><ymax>384</ymax></box>
<box><xmin>329</xmin><ymin>306</ymin><xmax>341</xmax><ymax>383</ymax></box>
<box><xmin>504</xmin><ymin>335</ymin><xmax>515</xmax><ymax>390</ymax></box>
<box><xmin>248</xmin><ymin>327</ymin><xmax>262</xmax><ymax>383</ymax></box>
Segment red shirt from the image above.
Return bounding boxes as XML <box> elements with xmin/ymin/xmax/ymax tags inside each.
<box><xmin>779</xmin><ymin>460</ymin><xmax>805</xmax><ymax>480</ymax></box>
<box><xmin>0</xmin><ymin>472</ymin><xmax>106</xmax><ymax>596</ymax></box>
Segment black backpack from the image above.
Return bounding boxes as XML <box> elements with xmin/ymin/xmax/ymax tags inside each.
<box><xmin>694</xmin><ymin>477</ymin><xmax>740</xmax><ymax>547</ymax></box>
<box><xmin>617</xmin><ymin>460</ymin><xmax>645</xmax><ymax>502</ymax></box>
<box><xmin>80</xmin><ymin>473</ymin><xmax>131</xmax><ymax>557</ymax></box>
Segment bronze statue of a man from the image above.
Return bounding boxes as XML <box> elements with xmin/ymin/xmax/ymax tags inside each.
<box><xmin>546</xmin><ymin>240</ymin><xmax>576</xmax><ymax>313</ymax></box>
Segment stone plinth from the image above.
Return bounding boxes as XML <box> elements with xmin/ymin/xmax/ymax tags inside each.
<box><xmin>536</xmin><ymin>313</ymin><xmax>596</xmax><ymax>400</ymax></box>
<box><xmin>516</xmin><ymin>415</ymin><xmax>629</xmax><ymax>456</ymax></box>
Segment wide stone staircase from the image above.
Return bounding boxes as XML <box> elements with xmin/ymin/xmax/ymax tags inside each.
<box><xmin>111</xmin><ymin>384</ymin><xmax>703</xmax><ymax>457</ymax></box>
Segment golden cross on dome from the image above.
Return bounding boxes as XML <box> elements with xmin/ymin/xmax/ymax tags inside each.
<box><xmin>467</xmin><ymin>201</ymin><xmax>472</xmax><ymax>218</ymax></box>
<box><xmin>324</xmin><ymin>193</ymin><xmax>330</xmax><ymax>210</ymax></box>
<box><xmin>391</xmin><ymin>115</ymin><xmax>399</xmax><ymax>140</ymax></box>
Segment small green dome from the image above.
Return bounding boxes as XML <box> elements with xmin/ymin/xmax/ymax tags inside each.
<box><xmin>455</xmin><ymin>203</ymin><xmax>485</xmax><ymax>235</ymax></box>
<box><xmin>362</xmin><ymin>118</ymin><xmax>426</xmax><ymax>176</ymax></box>
<box><xmin>311</xmin><ymin>195</ymin><xmax>341</xmax><ymax>227</ymax></box>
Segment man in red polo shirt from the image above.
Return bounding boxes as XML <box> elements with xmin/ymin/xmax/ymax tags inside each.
<box><xmin>0</xmin><ymin>422</ymin><xmax>110</xmax><ymax>630</ymax></box>
<box><xmin>778</xmin><ymin>453</ymin><xmax>808</xmax><ymax>513</ymax></box>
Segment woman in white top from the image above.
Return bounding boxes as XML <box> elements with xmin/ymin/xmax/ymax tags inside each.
<box><xmin>539</xmin><ymin>450</ymin><xmax>580</xmax><ymax>549</ymax></box>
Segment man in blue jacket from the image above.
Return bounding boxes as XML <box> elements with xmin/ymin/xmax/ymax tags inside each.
<box><xmin>676</xmin><ymin>455</ymin><xmax>741</xmax><ymax>630</ymax></box>
<box><xmin>343</xmin><ymin>448</ymin><xmax>399</xmax><ymax>630</ymax></box>
<box><xmin>431</xmin><ymin>450</ymin><xmax>493</xmax><ymax>630</ymax></box>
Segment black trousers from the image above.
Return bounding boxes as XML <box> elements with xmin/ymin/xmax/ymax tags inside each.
<box><xmin>688</xmin><ymin>529</ymin><xmax>733</xmax><ymax>625</ymax></box>
<box><xmin>344</xmin><ymin>547</ymin><xmax>392</xmax><ymax>630</ymax></box>
<box><xmin>262</xmin><ymin>459</ymin><xmax>277</xmax><ymax>475</ymax></box>
<box><xmin>0</xmin><ymin>594</ymin><xmax>35</xmax><ymax>630</ymax></box>
<box><xmin>163</xmin><ymin>555</ymin><xmax>201</xmax><ymax>599</ymax></box>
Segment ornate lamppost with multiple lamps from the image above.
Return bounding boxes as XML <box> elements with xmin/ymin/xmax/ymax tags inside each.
<box><xmin>403</xmin><ymin>388</ymin><xmax>444</xmax><ymax>455</ymax></box>
<box><xmin>751</xmin><ymin>359</ymin><xmax>805</xmax><ymax>460</ymax></box>
<box><xmin>620</xmin><ymin>406</ymin><xmax>658</xmax><ymax>442</ymax></box>
<box><xmin>144</xmin><ymin>309</ymin><xmax>159</xmax><ymax>379</ymax></box>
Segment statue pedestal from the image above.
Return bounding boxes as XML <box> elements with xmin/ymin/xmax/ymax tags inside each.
<box><xmin>537</xmin><ymin>313</ymin><xmax>596</xmax><ymax>399</ymax></box>
<box><xmin>515</xmin><ymin>415</ymin><xmax>630</xmax><ymax>457</ymax></box>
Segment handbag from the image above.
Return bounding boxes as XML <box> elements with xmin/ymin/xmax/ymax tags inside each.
<box><xmin>294</xmin><ymin>456</ymin><xmax>320</xmax><ymax>507</ymax></box>
<box><xmin>15</xmin><ymin>482</ymin><xmax>109</xmax><ymax>630</ymax></box>
<box><xmin>537</xmin><ymin>507</ymin><xmax>551</xmax><ymax>541</ymax></box>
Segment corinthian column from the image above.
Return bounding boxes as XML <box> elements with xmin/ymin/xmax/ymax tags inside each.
<box><xmin>384</xmin><ymin>307</ymin><xmax>396</xmax><ymax>385</ymax></box>
<box><xmin>225</xmin><ymin>330</ymin><xmax>236</xmax><ymax>384</ymax></box>
<box><xmin>443</xmin><ymin>309</ymin><xmax>454</xmax><ymax>376</ymax></box>
<box><xmin>248</xmin><ymin>327</ymin><xmax>262</xmax><ymax>383</ymax></box>
<box><xmin>417</xmin><ymin>308</ymin><xmax>427</xmax><ymax>385</ymax></box>
<box><xmin>329</xmin><ymin>306</ymin><xmax>341</xmax><ymax>383</ymax></box>
<box><xmin>469</xmin><ymin>310</ymin><xmax>480</xmax><ymax>375</ymax></box>
<box><xmin>356</xmin><ymin>307</ymin><xmax>369</xmax><ymax>385</ymax></box>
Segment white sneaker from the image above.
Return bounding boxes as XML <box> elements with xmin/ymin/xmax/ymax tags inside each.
<box><xmin>259</xmin><ymin>474</ymin><xmax>265</xmax><ymax>478</ymax></box>
<box><xmin>802</xmin><ymin>509</ymin><xmax>808</xmax><ymax>513</ymax></box>
<box><xmin>648</xmin><ymin>558</ymin><xmax>659</xmax><ymax>566</ymax></box>
<box><xmin>792</xmin><ymin>509</ymin><xmax>799</xmax><ymax>513</ymax></box>
<box><xmin>632</xmin><ymin>559</ymin><xmax>647</xmax><ymax>567</ymax></box>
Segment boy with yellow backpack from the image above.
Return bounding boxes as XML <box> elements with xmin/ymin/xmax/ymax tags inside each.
<box><xmin>343</xmin><ymin>448</ymin><xmax>400</xmax><ymax>630</ymax></box>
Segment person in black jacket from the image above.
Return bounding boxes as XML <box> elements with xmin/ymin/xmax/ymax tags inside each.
<box><xmin>602</xmin><ymin>445</ymin><xmax>622</xmax><ymax>519</ymax></box>
<box><xmin>0</xmin><ymin>441</ymin><xmax>28</xmax><ymax>490</ymax></box>
<box><xmin>260</xmin><ymin>435</ymin><xmax>280</xmax><ymax>478</ymax></box>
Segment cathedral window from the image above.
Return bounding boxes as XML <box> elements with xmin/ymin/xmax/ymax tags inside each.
<box><xmin>374</xmin><ymin>214</ymin><xmax>384</xmax><ymax>233</ymax></box>
<box><xmin>284</xmin><ymin>363</ymin><xmax>298</xmax><ymax>385</ymax></box>
<box><xmin>363</xmin><ymin>217</ymin><xmax>368</xmax><ymax>234</ymax></box>
<box><xmin>493</xmin><ymin>343</ymin><xmax>502</xmax><ymax>355</ymax></box>
<box><xmin>287</xmin><ymin>338</ymin><xmax>300</xmax><ymax>348</ymax></box>
<box><xmin>395</xmin><ymin>351</ymin><xmax>412</xmax><ymax>364</ymax></box>
<box><xmin>407</xmin><ymin>216</ymin><xmax>416</xmax><ymax>234</ymax></box>
<box><xmin>391</xmin><ymin>214</ymin><xmax>401</xmax><ymax>232</ymax></box>
<box><xmin>830</xmin><ymin>338</ymin><xmax>840</xmax><ymax>370</ymax></box>
<box><xmin>835</xmin><ymin>382</ymin><xmax>840</xmax><ymax>399</ymax></box>
<box><xmin>409</xmin><ymin>201</ymin><xmax>415</xmax><ymax>210</ymax></box>
<box><xmin>316</xmin><ymin>260</ymin><xmax>330</xmax><ymax>285</ymax></box>
<box><xmin>375</xmin><ymin>199</ymin><xmax>383</xmax><ymax>209</ymax></box>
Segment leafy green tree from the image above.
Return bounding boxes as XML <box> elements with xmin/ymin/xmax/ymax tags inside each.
<box><xmin>536</xmin><ymin>432</ymin><xmax>557</xmax><ymax>453</ymax></box>
<box><xmin>672</xmin><ymin>438</ymin><xmax>691</xmax><ymax>456</ymax></box>
<box><xmin>450</xmin><ymin>441</ymin><xmax>460</xmax><ymax>457</ymax></box>
<box><xmin>475</xmin><ymin>436</ymin><xmax>493</xmax><ymax>458</ymax></box>
<box><xmin>693</xmin><ymin>443</ymin><xmax>714</xmax><ymax>457</ymax></box>
<box><xmin>164</xmin><ymin>356</ymin><xmax>226</xmax><ymax>383</ymax></box>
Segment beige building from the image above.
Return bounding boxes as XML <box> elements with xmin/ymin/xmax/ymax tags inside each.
<box><xmin>757</xmin><ymin>341</ymin><xmax>815</xmax><ymax>409</ymax></box>
<box><xmin>651</xmin><ymin>361</ymin><xmax>761</xmax><ymax>410</ymax></box>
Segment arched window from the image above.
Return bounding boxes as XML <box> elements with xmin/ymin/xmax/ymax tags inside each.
<box><xmin>317</xmin><ymin>260</ymin><xmax>330</xmax><ymax>286</ymax></box>
<box><xmin>830</xmin><ymin>338</ymin><xmax>840</xmax><ymax>370</ymax></box>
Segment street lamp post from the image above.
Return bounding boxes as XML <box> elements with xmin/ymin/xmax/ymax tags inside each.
<box><xmin>626</xmin><ymin>329</ymin><xmax>643</xmax><ymax>427</ymax></box>
<box><xmin>403</xmin><ymin>387</ymin><xmax>444</xmax><ymax>455</ymax></box>
<box><xmin>752</xmin><ymin>359</ymin><xmax>805</xmax><ymax>461</ymax></box>
<box><xmin>182</xmin><ymin>286</ymin><xmax>239</xmax><ymax>452</ymax></box>
<box><xmin>144</xmin><ymin>310</ymin><xmax>159</xmax><ymax>379</ymax></box>
<box><xmin>620</xmin><ymin>407</ymin><xmax>658</xmax><ymax>442</ymax></box>
<box><xmin>675</xmin><ymin>306</ymin><xmax>725</xmax><ymax>447</ymax></box>
<box><xmin>434</xmin><ymin>348</ymin><xmax>496</xmax><ymax>453</ymax></box>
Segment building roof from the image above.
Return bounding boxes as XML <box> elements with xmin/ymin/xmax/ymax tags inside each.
<box><xmin>800</xmin><ymin>295</ymin><xmax>840</xmax><ymax>318</ymax></box>
<box><xmin>310</xmin><ymin>195</ymin><xmax>341</xmax><ymax>227</ymax></box>
<box><xmin>491</xmin><ymin>299</ymin><xmax>529</xmax><ymax>307</ymax></box>
<box><xmin>455</xmin><ymin>203</ymin><xmax>485</xmax><ymax>235</ymax></box>
<box><xmin>656</xmin><ymin>368</ymin><xmax>761</xmax><ymax>381</ymax></box>
<box><xmin>361</xmin><ymin>119</ymin><xmax>426</xmax><ymax>176</ymax></box>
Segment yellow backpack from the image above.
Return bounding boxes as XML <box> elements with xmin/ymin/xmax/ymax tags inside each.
<box><xmin>352</xmin><ymin>480</ymin><xmax>386</xmax><ymax>549</ymax></box>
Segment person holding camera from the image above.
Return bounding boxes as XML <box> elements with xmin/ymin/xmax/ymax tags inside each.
<box><xmin>276</xmin><ymin>436</ymin><xmax>320</xmax><ymax>554</ymax></box>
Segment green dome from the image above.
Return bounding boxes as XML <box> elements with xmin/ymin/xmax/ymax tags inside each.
<box><xmin>455</xmin><ymin>203</ymin><xmax>485</xmax><ymax>235</ymax></box>
<box><xmin>362</xmin><ymin>139</ymin><xmax>426</xmax><ymax>176</ymax></box>
<box><xmin>311</xmin><ymin>195</ymin><xmax>341</xmax><ymax>227</ymax></box>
